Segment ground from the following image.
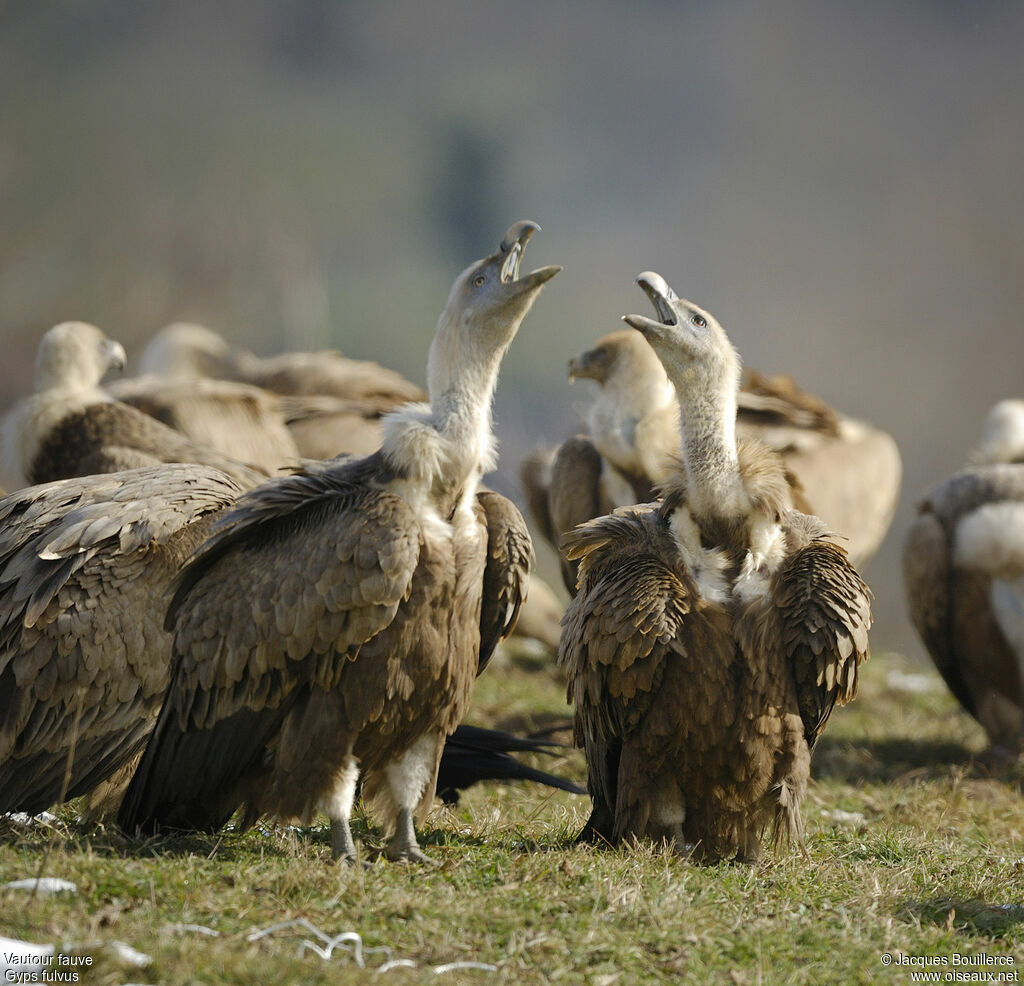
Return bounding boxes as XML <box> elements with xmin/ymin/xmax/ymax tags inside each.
<box><xmin>1</xmin><ymin>648</ymin><xmax>1022</xmax><ymax>985</ymax></box>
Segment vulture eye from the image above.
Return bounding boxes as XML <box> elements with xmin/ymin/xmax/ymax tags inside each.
<box><xmin>473</xmin><ymin>274</ymin><xmax>486</xmax><ymax>288</ymax></box>
<box><xmin>691</xmin><ymin>314</ymin><xmax>707</xmax><ymax>328</ymax></box>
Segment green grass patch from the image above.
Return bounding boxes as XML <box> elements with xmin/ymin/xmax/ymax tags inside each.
<box><xmin>2</xmin><ymin>651</ymin><xmax>1023</xmax><ymax>984</ymax></box>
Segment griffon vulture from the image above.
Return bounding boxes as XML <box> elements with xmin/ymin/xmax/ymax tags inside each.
<box><xmin>903</xmin><ymin>400</ymin><xmax>1024</xmax><ymax>757</ymax></box>
<box><xmin>119</xmin><ymin>222</ymin><xmax>560</xmax><ymax>863</ymax></box>
<box><xmin>0</xmin><ymin>465</ymin><xmax>244</xmax><ymax>815</ymax></box>
<box><xmin>2</xmin><ymin>322</ymin><xmax>268</xmax><ymax>490</ymax></box>
<box><xmin>109</xmin><ymin>375</ymin><xmax>301</xmax><ymax>475</ymax></box>
<box><xmin>524</xmin><ymin>330</ymin><xmax>899</xmax><ymax>594</ymax></box>
<box><xmin>559</xmin><ymin>273</ymin><xmax>871</xmax><ymax>861</ymax></box>
<box><xmin>137</xmin><ymin>322</ymin><xmax>426</xmax><ymax>459</ymax></box>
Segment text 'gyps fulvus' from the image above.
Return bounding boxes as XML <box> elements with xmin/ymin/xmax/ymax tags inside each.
<box><xmin>559</xmin><ymin>272</ymin><xmax>871</xmax><ymax>862</ymax></box>
<box><xmin>119</xmin><ymin>222</ymin><xmax>561</xmax><ymax>863</ymax></box>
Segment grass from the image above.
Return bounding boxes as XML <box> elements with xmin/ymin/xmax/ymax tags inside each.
<box><xmin>2</xmin><ymin>649</ymin><xmax>1024</xmax><ymax>985</ymax></box>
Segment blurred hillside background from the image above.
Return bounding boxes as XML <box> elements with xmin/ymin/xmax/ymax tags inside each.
<box><xmin>1</xmin><ymin>0</ymin><xmax>1022</xmax><ymax>656</ymax></box>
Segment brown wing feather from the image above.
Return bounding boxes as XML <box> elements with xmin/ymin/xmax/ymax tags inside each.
<box><xmin>559</xmin><ymin>506</ymin><xmax>706</xmax><ymax>842</ymax></box>
<box><xmin>30</xmin><ymin>401</ymin><xmax>268</xmax><ymax>489</ymax></box>
<box><xmin>119</xmin><ymin>454</ymin><xmax>423</xmax><ymax>831</ymax></box>
<box><xmin>550</xmin><ymin>436</ymin><xmax>605</xmax><ymax>594</ymax></box>
<box><xmin>0</xmin><ymin>465</ymin><xmax>242</xmax><ymax>814</ymax></box>
<box><xmin>475</xmin><ymin>490</ymin><xmax>534</xmax><ymax>674</ymax></box>
<box><xmin>770</xmin><ymin>514</ymin><xmax>872</xmax><ymax>747</ymax></box>
<box><xmin>519</xmin><ymin>446</ymin><xmax>557</xmax><ymax>547</ymax></box>
<box><xmin>902</xmin><ymin>509</ymin><xmax>968</xmax><ymax>712</ymax></box>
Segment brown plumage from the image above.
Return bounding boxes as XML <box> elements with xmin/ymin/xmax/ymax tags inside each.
<box><xmin>0</xmin><ymin>465</ymin><xmax>244</xmax><ymax>815</ymax></box>
<box><xmin>110</xmin><ymin>374</ymin><xmax>301</xmax><ymax>475</ymax></box>
<box><xmin>137</xmin><ymin>322</ymin><xmax>426</xmax><ymax>459</ymax></box>
<box><xmin>523</xmin><ymin>332</ymin><xmax>899</xmax><ymax>595</ymax></box>
<box><xmin>119</xmin><ymin>222</ymin><xmax>560</xmax><ymax>862</ymax></box>
<box><xmin>559</xmin><ymin>272</ymin><xmax>871</xmax><ymax>862</ymax></box>
<box><xmin>903</xmin><ymin>401</ymin><xmax>1024</xmax><ymax>756</ymax></box>
<box><xmin>274</xmin><ymin>393</ymin><xmax>394</xmax><ymax>459</ymax></box>
<box><xmin>3</xmin><ymin>322</ymin><xmax>269</xmax><ymax>490</ymax></box>
<box><xmin>737</xmin><ymin>370</ymin><xmax>902</xmax><ymax>571</ymax></box>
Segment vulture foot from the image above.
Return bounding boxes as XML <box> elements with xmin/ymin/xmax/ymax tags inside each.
<box><xmin>330</xmin><ymin>818</ymin><xmax>358</xmax><ymax>864</ymax></box>
<box><xmin>384</xmin><ymin>808</ymin><xmax>434</xmax><ymax>864</ymax></box>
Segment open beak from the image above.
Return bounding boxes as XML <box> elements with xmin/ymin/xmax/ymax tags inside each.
<box><xmin>498</xmin><ymin>221</ymin><xmax>561</xmax><ymax>289</ymax></box>
<box><xmin>635</xmin><ymin>271</ymin><xmax>678</xmax><ymax>325</ymax></box>
<box><xmin>623</xmin><ymin>270</ymin><xmax>678</xmax><ymax>340</ymax></box>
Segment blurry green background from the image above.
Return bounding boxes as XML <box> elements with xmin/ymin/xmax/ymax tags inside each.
<box><xmin>2</xmin><ymin>0</ymin><xmax>1023</xmax><ymax>656</ymax></box>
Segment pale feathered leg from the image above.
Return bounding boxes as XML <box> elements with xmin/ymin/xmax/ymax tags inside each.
<box><xmin>382</xmin><ymin>733</ymin><xmax>441</xmax><ymax>864</ymax></box>
<box><xmin>316</xmin><ymin>755</ymin><xmax>360</xmax><ymax>863</ymax></box>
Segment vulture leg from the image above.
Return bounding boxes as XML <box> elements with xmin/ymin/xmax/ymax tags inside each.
<box><xmin>386</xmin><ymin>807</ymin><xmax>431</xmax><ymax>864</ymax></box>
<box><xmin>319</xmin><ymin>756</ymin><xmax>360</xmax><ymax>863</ymax></box>
<box><xmin>382</xmin><ymin>733</ymin><xmax>441</xmax><ymax>864</ymax></box>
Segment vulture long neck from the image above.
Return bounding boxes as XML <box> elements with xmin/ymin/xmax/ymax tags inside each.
<box><xmin>677</xmin><ymin>368</ymin><xmax>748</xmax><ymax>531</ymax></box>
<box><xmin>426</xmin><ymin>326</ymin><xmax>504</xmax><ymax>482</ymax></box>
<box><xmin>382</xmin><ymin>314</ymin><xmax>506</xmax><ymax>513</ymax></box>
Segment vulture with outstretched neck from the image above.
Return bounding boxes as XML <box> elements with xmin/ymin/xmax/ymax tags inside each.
<box><xmin>119</xmin><ymin>222</ymin><xmax>560</xmax><ymax>863</ymax></box>
<box><xmin>2</xmin><ymin>322</ymin><xmax>268</xmax><ymax>490</ymax></box>
<box><xmin>903</xmin><ymin>399</ymin><xmax>1024</xmax><ymax>757</ymax></box>
<box><xmin>0</xmin><ymin>465</ymin><xmax>244</xmax><ymax>815</ymax></box>
<box><xmin>523</xmin><ymin>328</ymin><xmax>899</xmax><ymax>594</ymax></box>
<box><xmin>559</xmin><ymin>272</ymin><xmax>871</xmax><ymax>862</ymax></box>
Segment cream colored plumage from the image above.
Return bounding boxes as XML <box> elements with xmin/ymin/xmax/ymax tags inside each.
<box><xmin>137</xmin><ymin>322</ymin><xmax>426</xmax><ymax>460</ymax></box>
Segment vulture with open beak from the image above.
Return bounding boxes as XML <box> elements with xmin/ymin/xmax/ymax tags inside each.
<box><xmin>559</xmin><ymin>273</ymin><xmax>871</xmax><ymax>861</ymax></box>
<box><xmin>119</xmin><ymin>222</ymin><xmax>560</xmax><ymax>863</ymax></box>
<box><xmin>523</xmin><ymin>325</ymin><xmax>899</xmax><ymax>595</ymax></box>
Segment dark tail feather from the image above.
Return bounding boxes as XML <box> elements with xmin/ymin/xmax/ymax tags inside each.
<box><xmin>437</xmin><ymin>724</ymin><xmax>584</xmax><ymax>804</ymax></box>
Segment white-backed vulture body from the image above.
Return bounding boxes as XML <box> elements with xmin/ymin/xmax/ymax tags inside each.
<box><xmin>559</xmin><ymin>273</ymin><xmax>871</xmax><ymax>861</ymax></box>
<box><xmin>0</xmin><ymin>465</ymin><xmax>244</xmax><ymax>815</ymax></box>
<box><xmin>109</xmin><ymin>374</ymin><xmax>301</xmax><ymax>475</ymax></box>
<box><xmin>2</xmin><ymin>323</ymin><xmax>268</xmax><ymax>491</ymax></box>
<box><xmin>119</xmin><ymin>223</ymin><xmax>559</xmax><ymax>862</ymax></box>
<box><xmin>904</xmin><ymin>400</ymin><xmax>1024</xmax><ymax>755</ymax></box>
<box><xmin>524</xmin><ymin>332</ymin><xmax>899</xmax><ymax>594</ymax></box>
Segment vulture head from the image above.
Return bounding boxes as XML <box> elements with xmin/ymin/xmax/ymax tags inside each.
<box><xmin>35</xmin><ymin>322</ymin><xmax>127</xmax><ymax>393</ymax></box>
<box><xmin>567</xmin><ymin>328</ymin><xmax>670</xmax><ymax>391</ymax></box>
<box><xmin>432</xmin><ymin>221</ymin><xmax>562</xmax><ymax>380</ymax></box>
<box><xmin>138</xmin><ymin>322</ymin><xmax>233</xmax><ymax>379</ymax></box>
<box><xmin>973</xmin><ymin>399</ymin><xmax>1024</xmax><ymax>465</ymax></box>
<box><xmin>622</xmin><ymin>271</ymin><xmax>741</xmax><ymax>404</ymax></box>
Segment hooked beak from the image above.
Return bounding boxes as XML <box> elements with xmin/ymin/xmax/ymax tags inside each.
<box><xmin>498</xmin><ymin>220</ymin><xmax>562</xmax><ymax>290</ymax></box>
<box><xmin>106</xmin><ymin>340</ymin><xmax>127</xmax><ymax>373</ymax></box>
<box><xmin>623</xmin><ymin>270</ymin><xmax>679</xmax><ymax>341</ymax></box>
